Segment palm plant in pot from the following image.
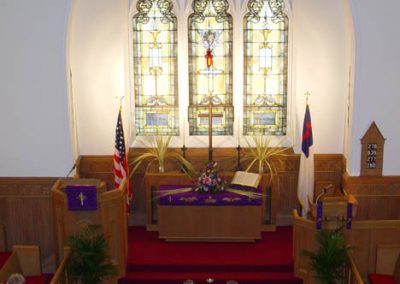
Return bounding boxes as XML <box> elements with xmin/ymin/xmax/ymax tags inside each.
<box><xmin>303</xmin><ymin>228</ymin><xmax>350</xmax><ymax>284</ymax></box>
<box><xmin>67</xmin><ymin>224</ymin><xmax>117</xmax><ymax>284</ymax></box>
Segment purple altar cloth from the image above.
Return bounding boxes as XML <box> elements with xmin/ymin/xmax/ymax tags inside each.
<box><xmin>158</xmin><ymin>185</ymin><xmax>262</xmax><ymax>206</ymax></box>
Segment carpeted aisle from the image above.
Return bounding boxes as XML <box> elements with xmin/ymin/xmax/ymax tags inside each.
<box><xmin>118</xmin><ymin>226</ymin><xmax>302</xmax><ymax>284</ymax></box>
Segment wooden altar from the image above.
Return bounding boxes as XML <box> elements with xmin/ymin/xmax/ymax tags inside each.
<box><xmin>144</xmin><ymin>172</ymin><xmax>278</xmax><ymax>238</ymax></box>
<box><xmin>158</xmin><ymin>205</ymin><xmax>261</xmax><ymax>241</ymax></box>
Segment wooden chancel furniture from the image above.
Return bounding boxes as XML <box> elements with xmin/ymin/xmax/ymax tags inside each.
<box><xmin>51</xmin><ymin>178</ymin><xmax>128</xmax><ymax>277</ymax></box>
<box><xmin>308</xmin><ymin>185</ymin><xmax>358</xmax><ymax>229</ymax></box>
<box><xmin>144</xmin><ymin>172</ymin><xmax>277</xmax><ymax>242</ymax></box>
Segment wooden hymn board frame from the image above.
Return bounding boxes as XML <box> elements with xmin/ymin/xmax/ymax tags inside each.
<box><xmin>360</xmin><ymin>122</ymin><xmax>385</xmax><ymax>176</ymax></box>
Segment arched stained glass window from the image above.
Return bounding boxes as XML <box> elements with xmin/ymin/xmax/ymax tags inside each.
<box><xmin>188</xmin><ymin>0</ymin><xmax>233</xmax><ymax>136</ymax></box>
<box><xmin>243</xmin><ymin>0</ymin><xmax>288</xmax><ymax>135</ymax></box>
<box><xmin>133</xmin><ymin>0</ymin><xmax>178</xmax><ymax>136</ymax></box>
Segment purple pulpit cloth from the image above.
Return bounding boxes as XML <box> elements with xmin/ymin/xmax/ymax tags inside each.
<box><xmin>316</xmin><ymin>201</ymin><xmax>323</xmax><ymax>230</ymax></box>
<box><xmin>158</xmin><ymin>185</ymin><xmax>262</xmax><ymax>206</ymax></box>
<box><xmin>65</xmin><ymin>185</ymin><xmax>97</xmax><ymax>211</ymax></box>
<box><xmin>346</xmin><ymin>202</ymin><xmax>352</xmax><ymax>229</ymax></box>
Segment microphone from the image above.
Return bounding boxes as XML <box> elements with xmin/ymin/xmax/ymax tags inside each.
<box><xmin>315</xmin><ymin>184</ymin><xmax>334</xmax><ymax>203</ymax></box>
<box><xmin>66</xmin><ymin>163</ymin><xmax>77</xmax><ymax>178</ymax></box>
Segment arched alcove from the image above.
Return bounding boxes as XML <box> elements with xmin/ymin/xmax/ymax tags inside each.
<box><xmin>68</xmin><ymin>0</ymin><xmax>354</xmax><ymax>161</ymax></box>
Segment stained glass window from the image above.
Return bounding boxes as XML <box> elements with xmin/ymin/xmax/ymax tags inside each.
<box><xmin>133</xmin><ymin>0</ymin><xmax>178</xmax><ymax>136</ymax></box>
<box><xmin>188</xmin><ymin>0</ymin><xmax>233</xmax><ymax>136</ymax></box>
<box><xmin>243</xmin><ymin>0</ymin><xmax>288</xmax><ymax>135</ymax></box>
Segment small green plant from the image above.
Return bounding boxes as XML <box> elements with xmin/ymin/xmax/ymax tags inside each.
<box><xmin>67</xmin><ymin>224</ymin><xmax>117</xmax><ymax>284</ymax></box>
<box><xmin>303</xmin><ymin>228</ymin><xmax>350</xmax><ymax>284</ymax></box>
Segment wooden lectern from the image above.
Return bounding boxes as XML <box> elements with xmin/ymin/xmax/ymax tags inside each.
<box><xmin>51</xmin><ymin>178</ymin><xmax>128</xmax><ymax>277</ymax></box>
<box><xmin>308</xmin><ymin>192</ymin><xmax>358</xmax><ymax>230</ymax></box>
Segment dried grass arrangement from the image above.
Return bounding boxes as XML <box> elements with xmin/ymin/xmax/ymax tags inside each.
<box><xmin>243</xmin><ymin>134</ymin><xmax>289</xmax><ymax>179</ymax></box>
<box><xmin>130</xmin><ymin>135</ymin><xmax>195</xmax><ymax>176</ymax></box>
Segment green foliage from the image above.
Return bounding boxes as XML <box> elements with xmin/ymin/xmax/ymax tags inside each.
<box><xmin>67</xmin><ymin>224</ymin><xmax>117</xmax><ymax>284</ymax></box>
<box><xmin>302</xmin><ymin>228</ymin><xmax>350</xmax><ymax>284</ymax></box>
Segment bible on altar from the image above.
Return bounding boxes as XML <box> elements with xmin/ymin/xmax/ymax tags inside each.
<box><xmin>231</xmin><ymin>171</ymin><xmax>262</xmax><ymax>189</ymax></box>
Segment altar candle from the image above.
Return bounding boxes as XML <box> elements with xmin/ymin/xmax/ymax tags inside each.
<box><xmin>182</xmin><ymin>115</ymin><xmax>186</xmax><ymax>146</ymax></box>
<box><xmin>237</xmin><ymin>115</ymin><xmax>241</xmax><ymax>146</ymax></box>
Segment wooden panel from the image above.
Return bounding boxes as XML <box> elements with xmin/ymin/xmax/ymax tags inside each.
<box><xmin>293</xmin><ymin>211</ymin><xmax>400</xmax><ymax>282</ymax></box>
<box><xmin>100</xmin><ymin>188</ymin><xmax>128</xmax><ymax>277</ymax></box>
<box><xmin>375</xmin><ymin>244</ymin><xmax>400</xmax><ymax>275</ymax></box>
<box><xmin>158</xmin><ymin>206</ymin><xmax>261</xmax><ymax>241</ymax></box>
<box><xmin>0</xmin><ymin>245</ymin><xmax>41</xmax><ymax>282</ymax></box>
<box><xmin>78</xmin><ymin>148</ymin><xmax>301</xmax><ymax>226</ymax></box>
<box><xmin>0</xmin><ymin>177</ymin><xmax>56</xmax><ymax>273</ymax></box>
<box><xmin>344</xmin><ymin>174</ymin><xmax>400</xmax><ymax>220</ymax></box>
<box><xmin>314</xmin><ymin>154</ymin><xmax>345</xmax><ymax>199</ymax></box>
<box><xmin>14</xmin><ymin>245</ymin><xmax>41</xmax><ymax>276</ymax></box>
<box><xmin>0</xmin><ymin>224</ymin><xmax>5</xmax><ymax>251</ymax></box>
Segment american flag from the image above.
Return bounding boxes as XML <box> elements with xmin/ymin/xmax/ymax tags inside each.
<box><xmin>114</xmin><ymin>109</ymin><xmax>132</xmax><ymax>204</ymax></box>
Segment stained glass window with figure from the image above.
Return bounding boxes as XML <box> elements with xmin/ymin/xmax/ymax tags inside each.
<box><xmin>188</xmin><ymin>0</ymin><xmax>233</xmax><ymax>136</ymax></box>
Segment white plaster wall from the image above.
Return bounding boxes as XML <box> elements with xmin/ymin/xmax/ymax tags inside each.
<box><xmin>0</xmin><ymin>0</ymin><xmax>73</xmax><ymax>176</ymax></box>
<box><xmin>348</xmin><ymin>0</ymin><xmax>400</xmax><ymax>176</ymax></box>
<box><xmin>292</xmin><ymin>0</ymin><xmax>350</xmax><ymax>154</ymax></box>
<box><xmin>69</xmin><ymin>0</ymin><xmax>130</xmax><ymax>155</ymax></box>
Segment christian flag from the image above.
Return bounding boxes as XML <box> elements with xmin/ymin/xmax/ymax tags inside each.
<box><xmin>297</xmin><ymin>104</ymin><xmax>314</xmax><ymax>215</ymax></box>
<box><xmin>114</xmin><ymin>108</ymin><xmax>132</xmax><ymax>205</ymax></box>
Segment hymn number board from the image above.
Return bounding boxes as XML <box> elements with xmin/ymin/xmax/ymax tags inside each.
<box><xmin>366</xmin><ymin>143</ymin><xmax>377</xmax><ymax>169</ymax></box>
<box><xmin>360</xmin><ymin>122</ymin><xmax>385</xmax><ymax>176</ymax></box>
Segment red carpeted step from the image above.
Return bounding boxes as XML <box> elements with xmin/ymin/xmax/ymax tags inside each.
<box><xmin>0</xmin><ymin>252</ymin><xmax>12</xmax><ymax>268</ymax></box>
<box><xmin>127</xmin><ymin>263</ymin><xmax>293</xmax><ymax>273</ymax></box>
<box><xmin>123</xmin><ymin>226</ymin><xmax>303</xmax><ymax>284</ymax></box>
<box><xmin>119</xmin><ymin>271</ymin><xmax>302</xmax><ymax>284</ymax></box>
<box><xmin>25</xmin><ymin>274</ymin><xmax>53</xmax><ymax>284</ymax></box>
<box><xmin>127</xmin><ymin>227</ymin><xmax>294</xmax><ymax>268</ymax></box>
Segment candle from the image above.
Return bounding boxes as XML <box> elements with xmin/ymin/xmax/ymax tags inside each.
<box><xmin>182</xmin><ymin>115</ymin><xmax>186</xmax><ymax>146</ymax></box>
<box><xmin>237</xmin><ymin>115</ymin><xmax>241</xmax><ymax>146</ymax></box>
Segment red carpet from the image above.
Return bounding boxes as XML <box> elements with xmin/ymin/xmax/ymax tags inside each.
<box><xmin>119</xmin><ymin>226</ymin><xmax>302</xmax><ymax>284</ymax></box>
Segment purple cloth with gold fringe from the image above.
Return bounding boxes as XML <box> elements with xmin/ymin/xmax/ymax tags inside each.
<box><xmin>65</xmin><ymin>185</ymin><xmax>97</xmax><ymax>211</ymax></box>
<box><xmin>158</xmin><ymin>185</ymin><xmax>262</xmax><ymax>206</ymax></box>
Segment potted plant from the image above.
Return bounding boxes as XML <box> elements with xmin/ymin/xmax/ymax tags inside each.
<box><xmin>303</xmin><ymin>228</ymin><xmax>350</xmax><ymax>284</ymax></box>
<box><xmin>67</xmin><ymin>224</ymin><xmax>117</xmax><ymax>284</ymax></box>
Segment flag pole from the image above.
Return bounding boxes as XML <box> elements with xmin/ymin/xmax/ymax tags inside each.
<box><xmin>298</xmin><ymin>91</ymin><xmax>314</xmax><ymax>217</ymax></box>
<box><xmin>304</xmin><ymin>91</ymin><xmax>311</xmax><ymax>105</ymax></box>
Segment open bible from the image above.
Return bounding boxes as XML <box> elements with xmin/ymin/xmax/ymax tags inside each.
<box><xmin>231</xmin><ymin>171</ymin><xmax>262</xmax><ymax>189</ymax></box>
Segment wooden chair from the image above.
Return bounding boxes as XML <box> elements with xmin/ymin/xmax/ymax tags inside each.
<box><xmin>368</xmin><ymin>244</ymin><xmax>400</xmax><ymax>284</ymax></box>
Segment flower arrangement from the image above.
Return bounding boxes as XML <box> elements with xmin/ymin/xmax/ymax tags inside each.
<box><xmin>193</xmin><ymin>162</ymin><xmax>226</xmax><ymax>194</ymax></box>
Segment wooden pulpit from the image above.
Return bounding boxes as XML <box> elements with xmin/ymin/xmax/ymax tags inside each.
<box><xmin>51</xmin><ymin>178</ymin><xmax>128</xmax><ymax>277</ymax></box>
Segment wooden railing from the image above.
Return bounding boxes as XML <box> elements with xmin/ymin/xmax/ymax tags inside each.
<box><xmin>346</xmin><ymin>251</ymin><xmax>364</xmax><ymax>284</ymax></box>
<box><xmin>50</xmin><ymin>247</ymin><xmax>72</xmax><ymax>284</ymax></box>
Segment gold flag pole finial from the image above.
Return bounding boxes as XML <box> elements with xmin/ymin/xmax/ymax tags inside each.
<box><xmin>116</xmin><ymin>96</ymin><xmax>125</xmax><ymax>111</ymax></box>
<box><xmin>304</xmin><ymin>91</ymin><xmax>311</xmax><ymax>105</ymax></box>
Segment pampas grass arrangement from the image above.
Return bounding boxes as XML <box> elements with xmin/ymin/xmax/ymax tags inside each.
<box><xmin>130</xmin><ymin>135</ymin><xmax>195</xmax><ymax>176</ymax></box>
<box><xmin>243</xmin><ymin>134</ymin><xmax>289</xmax><ymax>181</ymax></box>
